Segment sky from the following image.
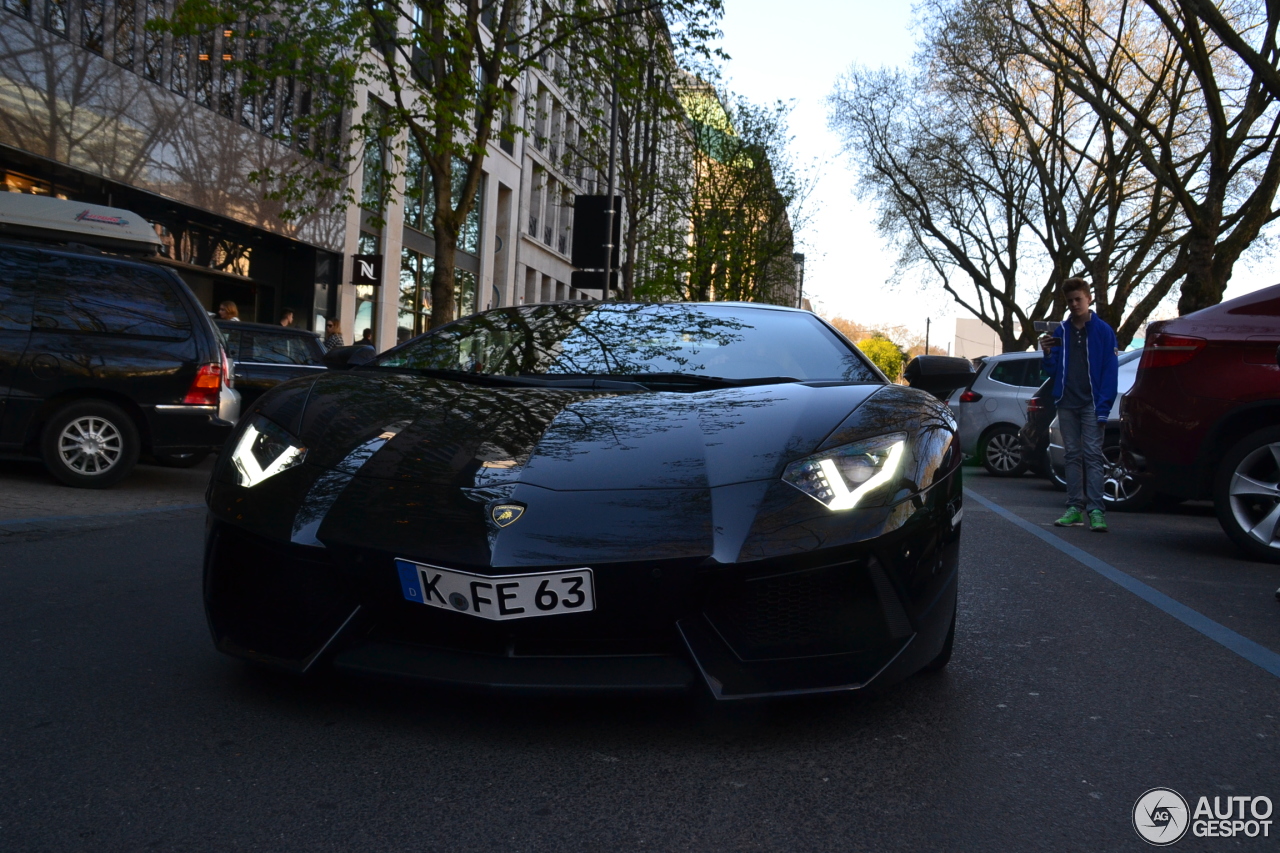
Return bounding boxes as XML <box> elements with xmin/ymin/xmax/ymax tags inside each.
<box><xmin>713</xmin><ymin>0</ymin><xmax>1278</xmax><ymax>353</ymax></box>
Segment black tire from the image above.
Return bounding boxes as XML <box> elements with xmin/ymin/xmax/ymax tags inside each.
<box><xmin>40</xmin><ymin>400</ymin><xmax>140</xmax><ymax>488</ymax></box>
<box><xmin>154</xmin><ymin>451</ymin><xmax>210</xmax><ymax>468</ymax></box>
<box><xmin>1213</xmin><ymin>426</ymin><xmax>1280</xmax><ymax>564</ymax></box>
<box><xmin>921</xmin><ymin>609</ymin><xmax>956</xmax><ymax>673</ymax></box>
<box><xmin>980</xmin><ymin>425</ymin><xmax>1026</xmax><ymax>476</ymax></box>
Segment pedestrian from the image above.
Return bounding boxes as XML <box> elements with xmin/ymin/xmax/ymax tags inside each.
<box><xmin>217</xmin><ymin>300</ymin><xmax>240</xmax><ymax>321</ymax></box>
<box><xmin>279</xmin><ymin>309</ymin><xmax>294</xmax><ymax>327</ymax></box>
<box><xmin>322</xmin><ymin>317</ymin><xmax>345</xmax><ymax>351</ymax></box>
<box><xmin>1040</xmin><ymin>277</ymin><xmax>1119</xmax><ymax>532</ymax></box>
<box><xmin>360</xmin><ymin>328</ymin><xmax>373</xmax><ymax>346</ymax></box>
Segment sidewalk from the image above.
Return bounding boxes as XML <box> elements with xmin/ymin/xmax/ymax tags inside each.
<box><xmin>0</xmin><ymin>457</ymin><xmax>214</xmax><ymax>522</ymax></box>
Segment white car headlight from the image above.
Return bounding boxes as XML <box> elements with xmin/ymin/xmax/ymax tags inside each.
<box><xmin>231</xmin><ymin>416</ymin><xmax>307</xmax><ymax>487</ymax></box>
<box><xmin>782</xmin><ymin>433</ymin><xmax>907</xmax><ymax>510</ymax></box>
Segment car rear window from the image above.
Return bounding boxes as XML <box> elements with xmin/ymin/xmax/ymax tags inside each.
<box><xmin>33</xmin><ymin>256</ymin><xmax>191</xmax><ymax>339</ymax></box>
<box><xmin>989</xmin><ymin>358</ymin><xmax>1042</xmax><ymax>387</ymax></box>
<box><xmin>233</xmin><ymin>330</ymin><xmax>322</xmax><ymax>365</ymax></box>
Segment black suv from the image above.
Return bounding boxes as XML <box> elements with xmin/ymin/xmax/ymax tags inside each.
<box><xmin>216</xmin><ymin>320</ymin><xmax>327</xmax><ymax>408</ymax></box>
<box><xmin>0</xmin><ymin>241</ymin><xmax>233</xmax><ymax>487</ymax></box>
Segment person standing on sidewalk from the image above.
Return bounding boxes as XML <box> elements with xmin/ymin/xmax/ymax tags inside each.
<box><xmin>1040</xmin><ymin>277</ymin><xmax>1119</xmax><ymax>532</ymax></box>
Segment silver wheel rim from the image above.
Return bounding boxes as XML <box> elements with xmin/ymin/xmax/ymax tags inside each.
<box><xmin>57</xmin><ymin>416</ymin><xmax>123</xmax><ymax>476</ymax></box>
<box><xmin>1102</xmin><ymin>446</ymin><xmax>1142</xmax><ymax>504</ymax></box>
<box><xmin>987</xmin><ymin>432</ymin><xmax>1022</xmax><ymax>472</ymax></box>
<box><xmin>1228</xmin><ymin>441</ymin><xmax>1280</xmax><ymax>550</ymax></box>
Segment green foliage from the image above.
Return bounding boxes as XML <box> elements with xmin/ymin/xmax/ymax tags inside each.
<box><xmin>856</xmin><ymin>334</ymin><xmax>904</xmax><ymax>379</ymax></box>
<box><xmin>159</xmin><ymin>0</ymin><xmax>725</xmax><ymax>326</ymax></box>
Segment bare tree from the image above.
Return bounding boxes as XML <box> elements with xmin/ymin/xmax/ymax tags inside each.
<box><xmin>1011</xmin><ymin>0</ymin><xmax>1280</xmax><ymax>314</ymax></box>
<box><xmin>925</xmin><ymin>0</ymin><xmax>1190</xmax><ymax>345</ymax></box>
<box><xmin>831</xmin><ymin>67</ymin><xmax>1046</xmax><ymax>352</ymax></box>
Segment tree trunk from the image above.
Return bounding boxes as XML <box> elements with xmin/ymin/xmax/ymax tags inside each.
<box><xmin>430</xmin><ymin>218</ymin><xmax>458</xmax><ymax>330</ymax></box>
<box><xmin>1177</xmin><ymin>228</ymin><xmax>1224</xmax><ymax>315</ymax></box>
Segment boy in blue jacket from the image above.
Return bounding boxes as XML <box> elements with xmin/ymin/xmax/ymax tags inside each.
<box><xmin>1040</xmin><ymin>277</ymin><xmax>1119</xmax><ymax>532</ymax></box>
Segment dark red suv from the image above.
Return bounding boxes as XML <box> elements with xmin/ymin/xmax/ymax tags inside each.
<box><xmin>1122</xmin><ymin>283</ymin><xmax>1280</xmax><ymax>562</ymax></box>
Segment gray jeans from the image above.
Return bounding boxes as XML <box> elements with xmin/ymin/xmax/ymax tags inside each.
<box><xmin>1059</xmin><ymin>406</ymin><xmax>1105</xmax><ymax>513</ymax></box>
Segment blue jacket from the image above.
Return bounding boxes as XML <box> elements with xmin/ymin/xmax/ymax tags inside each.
<box><xmin>1043</xmin><ymin>311</ymin><xmax>1119</xmax><ymax>422</ymax></box>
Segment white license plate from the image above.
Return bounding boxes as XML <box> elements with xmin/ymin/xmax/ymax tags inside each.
<box><xmin>396</xmin><ymin>560</ymin><xmax>595</xmax><ymax>621</ymax></box>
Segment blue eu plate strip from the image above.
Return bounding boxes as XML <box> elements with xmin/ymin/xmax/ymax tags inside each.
<box><xmin>396</xmin><ymin>560</ymin><xmax>423</xmax><ymax>603</ymax></box>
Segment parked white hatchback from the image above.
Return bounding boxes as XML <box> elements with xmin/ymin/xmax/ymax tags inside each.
<box><xmin>950</xmin><ymin>351</ymin><xmax>1047</xmax><ymax>476</ymax></box>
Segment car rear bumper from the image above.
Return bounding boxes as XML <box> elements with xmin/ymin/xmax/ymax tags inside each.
<box><xmin>147</xmin><ymin>404</ymin><xmax>235</xmax><ymax>452</ymax></box>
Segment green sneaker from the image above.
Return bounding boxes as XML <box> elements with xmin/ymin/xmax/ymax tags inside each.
<box><xmin>1089</xmin><ymin>509</ymin><xmax>1108</xmax><ymax>533</ymax></box>
<box><xmin>1055</xmin><ymin>507</ymin><xmax>1085</xmax><ymax>527</ymax></box>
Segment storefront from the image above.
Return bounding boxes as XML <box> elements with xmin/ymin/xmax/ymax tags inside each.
<box><xmin>0</xmin><ymin>155</ymin><xmax>339</xmax><ymax>329</ymax></box>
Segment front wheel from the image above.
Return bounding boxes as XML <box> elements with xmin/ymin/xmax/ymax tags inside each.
<box><xmin>1214</xmin><ymin>427</ymin><xmax>1280</xmax><ymax>563</ymax></box>
<box><xmin>980</xmin><ymin>426</ymin><xmax>1026</xmax><ymax>477</ymax></box>
<box><xmin>41</xmin><ymin>400</ymin><xmax>140</xmax><ymax>488</ymax></box>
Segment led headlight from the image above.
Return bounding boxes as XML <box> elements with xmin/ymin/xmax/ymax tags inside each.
<box><xmin>782</xmin><ymin>433</ymin><xmax>907</xmax><ymax>510</ymax></box>
<box><xmin>230</xmin><ymin>416</ymin><xmax>307</xmax><ymax>487</ymax></box>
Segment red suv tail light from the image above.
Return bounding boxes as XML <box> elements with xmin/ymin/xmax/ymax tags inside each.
<box><xmin>183</xmin><ymin>363</ymin><xmax>223</xmax><ymax>406</ymax></box>
<box><xmin>1026</xmin><ymin>397</ymin><xmax>1044</xmax><ymax>413</ymax></box>
<box><xmin>958</xmin><ymin>389</ymin><xmax>983</xmax><ymax>403</ymax></box>
<box><xmin>1139</xmin><ymin>333</ymin><xmax>1206</xmax><ymax>369</ymax></box>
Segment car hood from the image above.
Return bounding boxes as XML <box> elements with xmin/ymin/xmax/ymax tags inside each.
<box><xmin>219</xmin><ymin>374</ymin><xmax>956</xmax><ymax>567</ymax></box>
<box><xmin>287</xmin><ymin>372</ymin><xmax>884</xmax><ymax>490</ymax></box>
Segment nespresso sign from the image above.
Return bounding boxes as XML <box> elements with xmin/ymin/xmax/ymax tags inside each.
<box><xmin>351</xmin><ymin>254</ymin><xmax>383</xmax><ymax>285</ymax></box>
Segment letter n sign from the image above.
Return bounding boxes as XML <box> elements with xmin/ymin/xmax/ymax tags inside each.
<box><xmin>352</xmin><ymin>254</ymin><xmax>383</xmax><ymax>285</ymax></box>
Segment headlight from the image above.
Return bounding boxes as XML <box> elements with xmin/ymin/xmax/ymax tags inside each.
<box><xmin>782</xmin><ymin>433</ymin><xmax>907</xmax><ymax>511</ymax></box>
<box><xmin>230</xmin><ymin>416</ymin><xmax>307</xmax><ymax>487</ymax></box>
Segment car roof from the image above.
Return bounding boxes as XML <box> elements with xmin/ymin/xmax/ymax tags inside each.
<box><xmin>984</xmin><ymin>350</ymin><xmax>1041</xmax><ymax>360</ymax></box>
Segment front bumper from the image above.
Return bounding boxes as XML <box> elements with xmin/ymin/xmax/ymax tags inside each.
<box><xmin>203</xmin><ymin>475</ymin><xmax>962</xmax><ymax>700</ymax></box>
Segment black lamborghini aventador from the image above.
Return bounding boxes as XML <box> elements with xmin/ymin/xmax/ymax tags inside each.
<box><xmin>204</xmin><ymin>302</ymin><xmax>963</xmax><ymax>699</ymax></box>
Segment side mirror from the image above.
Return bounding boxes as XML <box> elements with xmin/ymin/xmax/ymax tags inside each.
<box><xmin>322</xmin><ymin>344</ymin><xmax>376</xmax><ymax>370</ymax></box>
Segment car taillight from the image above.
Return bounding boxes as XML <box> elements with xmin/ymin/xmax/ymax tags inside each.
<box><xmin>958</xmin><ymin>389</ymin><xmax>983</xmax><ymax>403</ymax></box>
<box><xmin>1139</xmin><ymin>333</ymin><xmax>1206</xmax><ymax>369</ymax></box>
<box><xmin>1027</xmin><ymin>397</ymin><xmax>1044</xmax><ymax>413</ymax></box>
<box><xmin>183</xmin><ymin>363</ymin><xmax>222</xmax><ymax>406</ymax></box>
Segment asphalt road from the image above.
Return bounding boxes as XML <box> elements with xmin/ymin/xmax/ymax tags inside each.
<box><xmin>1</xmin><ymin>468</ymin><xmax>1278</xmax><ymax>852</ymax></box>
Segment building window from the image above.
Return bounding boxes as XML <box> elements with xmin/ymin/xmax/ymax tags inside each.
<box><xmin>45</xmin><ymin>0</ymin><xmax>68</xmax><ymax>35</ymax></box>
<box><xmin>194</xmin><ymin>31</ymin><xmax>214</xmax><ymax>107</ymax></box>
<box><xmin>170</xmin><ymin>33</ymin><xmax>189</xmax><ymax>95</ymax></box>
<box><xmin>2</xmin><ymin>0</ymin><xmax>32</xmax><ymax>20</ymax></box>
<box><xmin>81</xmin><ymin>0</ymin><xmax>105</xmax><ymax>54</ymax></box>
<box><xmin>143</xmin><ymin>0</ymin><xmax>163</xmax><ymax>82</ymax></box>
<box><xmin>403</xmin><ymin>136</ymin><xmax>483</xmax><ymax>255</ymax></box>
<box><xmin>114</xmin><ymin>0</ymin><xmax>135</xmax><ymax>68</ymax></box>
<box><xmin>399</xmin><ymin>247</ymin><xmax>432</xmax><ymax>341</ymax></box>
<box><xmin>361</xmin><ymin>102</ymin><xmax>387</xmax><ymax>211</ymax></box>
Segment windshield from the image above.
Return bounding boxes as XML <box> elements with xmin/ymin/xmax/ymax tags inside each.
<box><xmin>374</xmin><ymin>303</ymin><xmax>880</xmax><ymax>383</ymax></box>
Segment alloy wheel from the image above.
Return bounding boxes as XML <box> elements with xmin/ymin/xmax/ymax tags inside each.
<box><xmin>57</xmin><ymin>416</ymin><xmax>123</xmax><ymax>476</ymax></box>
<box><xmin>1101</xmin><ymin>446</ymin><xmax>1142</xmax><ymax>503</ymax></box>
<box><xmin>1227</xmin><ymin>441</ymin><xmax>1280</xmax><ymax>550</ymax></box>
<box><xmin>986</xmin><ymin>432</ymin><xmax>1022</xmax><ymax>473</ymax></box>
